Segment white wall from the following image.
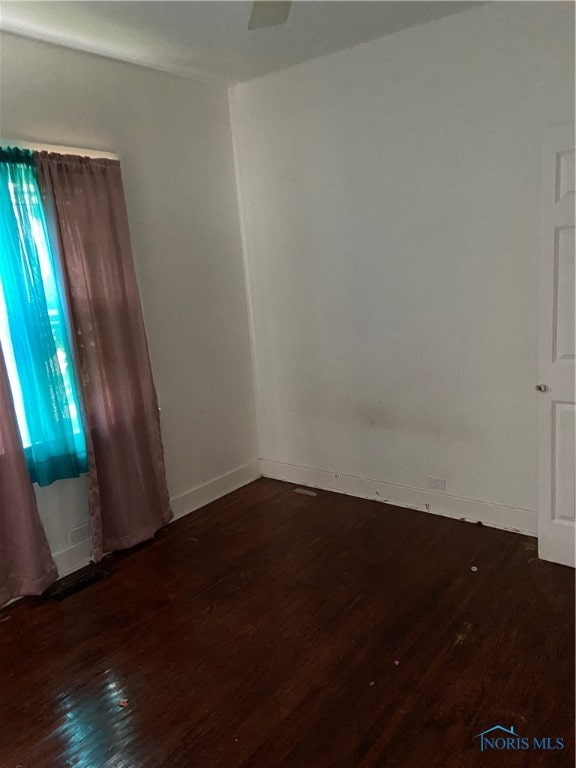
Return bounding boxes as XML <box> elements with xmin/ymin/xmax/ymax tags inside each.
<box><xmin>231</xmin><ymin>2</ymin><xmax>575</xmax><ymax>532</ymax></box>
<box><xmin>0</xmin><ymin>32</ymin><xmax>259</xmax><ymax>574</ymax></box>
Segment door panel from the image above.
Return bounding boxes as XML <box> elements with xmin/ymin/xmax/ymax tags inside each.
<box><xmin>554</xmin><ymin>227</ymin><xmax>575</xmax><ymax>362</ymax></box>
<box><xmin>552</xmin><ymin>402</ymin><xmax>575</xmax><ymax>523</ymax></box>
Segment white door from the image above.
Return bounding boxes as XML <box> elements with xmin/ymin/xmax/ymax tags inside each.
<box><xmin>538</xmin><ymin>126</ymin><xmax>575</xmax><ymax>567</ymax></box>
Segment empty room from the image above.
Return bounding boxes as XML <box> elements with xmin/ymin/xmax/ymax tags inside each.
<box><xmin>0</xmin><ymin>1</ymin><xmax>574</xmax><ymax>766</ymax></box>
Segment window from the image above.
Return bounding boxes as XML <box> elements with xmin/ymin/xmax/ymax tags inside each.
<box><xmin>0</xmin><ymin>149</ymin><xmax>87</xmax><ymax>485</ymax></box>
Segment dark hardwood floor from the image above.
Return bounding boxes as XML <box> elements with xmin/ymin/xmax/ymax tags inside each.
<box><xmin>0</xmin><ymin>478</ymin><xmax>573</xmax><ymax>768</ymax></box>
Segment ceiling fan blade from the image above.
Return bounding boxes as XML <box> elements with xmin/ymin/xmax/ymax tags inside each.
<box><xmin>248</xmin><ymin>1</ymin><xmax>292</xmax><ymax>30</ymax></box>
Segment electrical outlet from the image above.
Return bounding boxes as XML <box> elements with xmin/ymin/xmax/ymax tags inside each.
<box><xmin>427</xmin><ymin>476</ymin><xmax>446</xmax><ymax>491</ymax></box>
<box><xmin>69</xmin><ymin>523</ymin><xmax>91</xmax><ymax>545</ymax></box>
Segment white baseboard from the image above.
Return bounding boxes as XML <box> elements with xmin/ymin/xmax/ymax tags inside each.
<box><xmin>260</xmin><ymin>459</ymin><xmax>537</xmax><ymax>536</ymax></box>
<box><xmin>51</xmin><ymin>461</ymin><xmax>261</xmax><ymax>578</ymax></box>
<box><xmin>170</xmin><ymin>461</ymin><xmax>262</xmax><ymax>520</ymax></box>
<box><xmin>52</xmin><ymin>539</ymin><xmax>94</xmax><ymax>579</ymax></box>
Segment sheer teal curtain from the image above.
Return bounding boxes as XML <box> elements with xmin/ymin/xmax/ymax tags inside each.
<box><xmin>0</xmin><ymin>147</ymin><xmax>87</xmax><ymax>485</ymax></box>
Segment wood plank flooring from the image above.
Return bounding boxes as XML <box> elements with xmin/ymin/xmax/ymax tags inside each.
<box><xmin>0</xmin><ymin>478</ymin><xmax>573</xmax><ymax>767</ymax></box>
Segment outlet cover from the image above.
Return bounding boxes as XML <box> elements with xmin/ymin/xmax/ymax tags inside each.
<box><xmin>427</xmin><ymin>476</ymin><xmax>446</xmax><ymax>491</ymax></box>
<box><xmin>69</xmin><ymin>523</ymin><xmax>91</xmax><ymax>545</ymax></box>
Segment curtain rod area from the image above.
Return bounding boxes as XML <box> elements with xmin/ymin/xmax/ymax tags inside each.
<box><xmin>0</xmin><ymin>139</ymin><xmax>119</xmax><ymax>160</ymax></box>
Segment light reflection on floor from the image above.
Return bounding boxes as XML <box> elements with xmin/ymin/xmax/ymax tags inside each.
<box><xmin>55</xmin><ymin>670</ymin><xmax>136</xmax><ymax>768</ymax></box>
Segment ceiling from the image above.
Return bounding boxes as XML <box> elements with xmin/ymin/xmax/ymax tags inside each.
<box><xmin>0</xmin><ymin>1</ymin><xmax>485</xmax><ymax>85</ymax></box>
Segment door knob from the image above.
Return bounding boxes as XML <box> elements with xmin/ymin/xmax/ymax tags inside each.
<box><xmin>535</xmin><ymin>384</ymin><xmax>547</xmax><ymax>392</ymax></box>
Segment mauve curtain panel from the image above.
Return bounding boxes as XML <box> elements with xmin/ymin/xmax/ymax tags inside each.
<box><xmin>36</xmin><ymin>153</ymin><xmax>172</xmax><ymax>560</ymax></box>
<box><xmin>0</xmin><ymin>342</ymin><xmax>58</xmax><ymax>608</ymax></box>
